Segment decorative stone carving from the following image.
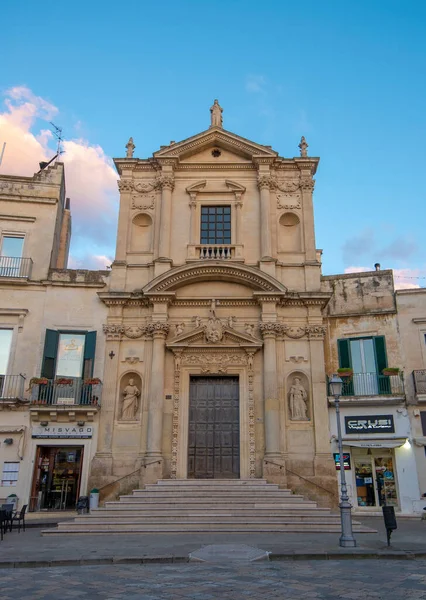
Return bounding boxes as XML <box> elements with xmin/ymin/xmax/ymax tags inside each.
<box><xmin>298</xmin><ymin>136</ymin><xmax>308</xmax><ymax>157</ymax></box>
<box><xmin>277</xmin><ymin>195</ymin><xmax>301</xmax><ymax>210</ymax></box>
<box><xmin>193</xmin><ymin>316</ymin><xmax>202</xmax><ymax>328</ymax></box>
<box><xmin>156</xmin><ymin>174</ymin><xmax>175</xmax><ymax>191</ymax></box>
<box><xmin>271</xmin><ymin>177</ymin><xmax>300</xmax><ymax>193</ymax></box>
<box><xmin>117</xmin><ymin>179</ymin><xmax>133</xmax><ymax>192</ymax></box>
<box><xmin>257</xmin><ymin>174</ymin><xmax>272</xmax><ymax>190</ymax></box>
<box><xmin>120</xmin><ymin>377</ymin><xmax>140</xmax><ymax>421</ymax></box>
<box><xmin>259</xmin><ymin>322</ymin><xmax>281</xmax><ymax>337</ymax></box>
<box><xmin>182</xmin><ymin>353</ymin><xmax>248</xmax><ymax>373</ymax></box>
<box><xmin>148</xmin><ymin>321</ymin><xmax>170</xmax><ymax>337</ymax></box>
<box><xmin>175</xmin><ymin>323</ymin><xmax>185</xmax><ymax>336</ymax></box>
<box><xmin>284</xmin><ymin>326</ymin><xmax>307</xmax><ymax>339</ymax></box>
<box><xmin>124</xmin><ymin>326</ymin><xmax>146</xmax><ymax>339</ymax></box>
<box><xmin>121</xmin><ymin>356</ymin><xmax>141</xmax><ymax>364</ymax></box>
<box><xmin>126</xmin><ymin>137</ymin><xmax>135</xmax><ymax>158</ymax></box>
<box><xmin>288</xmin><ymin>377</ymin><xmax>309</xmax><ymax>421</ymax></box>
<box><xmin>103</xmin><ymin>324</ymin><xmax>125</xmax><ymax>340</ymax></box>
<box><xmin>210</xmin><ymin>99</ymin><xmax>223</xmax><ymax>128</ymax></box>
<box><xmin>226</xmin><ymin>316</ymin><xmax>236</xmax><ymax>328</ymax></box>
<box><xmin>204</xmin><ymin>317</ymin><xmax>224</xmax><ymax>343</ymax></box>
<box><xmin>245</xmin><ymin>323</ymin><xmax>255</xmax><ymax>337</ymax></box>
<box><xmin>300</xmin><ymin>177</ymin><xmax>315</xmax><ymax>191</ymax></box>
<box><xmin>305</xmin><ymin>325</ymin><xmax>326</xmax><ymax>340</ymax></box>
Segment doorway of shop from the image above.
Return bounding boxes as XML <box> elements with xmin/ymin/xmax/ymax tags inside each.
<box><xmin>30</xmin><ymin>446</ymin><xmax>83</xmax><ymax>511</ymax></box>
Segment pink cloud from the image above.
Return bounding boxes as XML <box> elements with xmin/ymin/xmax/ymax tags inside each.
<box><xmin>0</xmin><ymin>86</ymin><xmax>118</xmax><ymax>267</ymax></box>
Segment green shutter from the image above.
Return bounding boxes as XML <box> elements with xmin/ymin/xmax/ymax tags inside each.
<box><xmin>83</xmin><ymin>331</ymin><xmax>97</xmax><ymax>378</ymax></box>
<box><xmin>373</xmin><ymin>336</ymin><xmax>388</xmax><ymax>373</ymax></box>
<box><xmin>41</xmin><ymin>329</ymin><xmax>59</xmax><ymax>379</ymax></box>
<box><xmin>337</xmin><ymin>339</ymin><xmax>351</xmax><ymax>368</ymax></box>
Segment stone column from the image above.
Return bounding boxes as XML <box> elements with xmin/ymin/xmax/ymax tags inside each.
<box><xmin>146</xmin><ymin>322</ymin><xmax>170</xmax><ymax>458</ymax></box>
<box><xmin>257</xmin><ymin>175</ymin><xmax>272</xmax><ymax>260</ymax></box>
<box><xmin>235</xmin><ymin>197</ymin><xmax>243</xmax><ymax>245</ymax></box>
<box><xmin>189</xmin><ymin>194</ymin><xmax>197</xmax><ymax>245</ymax></box>
<box><xmin>300</xmin><ymin>174</ymin><xmax>316</xmax><ymax>262</ymax></box>
<box><xmin>259</xmin><ymin>323</ymin><xmax>280</xmax><ymax>457</ymax></box>
<box><xmin>158</xmin><ymin>173</ymin><xmax>175</xmax><ymax>260</ymax></box>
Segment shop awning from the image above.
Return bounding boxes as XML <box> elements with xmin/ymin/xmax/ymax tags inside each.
<box><xmin>342</xmin><ymin>437</ymin><xmax>407</xmax><ymax>449</ymax></box>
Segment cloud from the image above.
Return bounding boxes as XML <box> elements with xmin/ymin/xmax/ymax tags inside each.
<box><xmin>69</xmin><ymin>254</ymin><xmax>113</xmax><ymax>270</ymax></box>
<box><xmin>379</xmin><ymin>238</ymin><xmax>418</xmax><ymax>260</ymax></box>
<box><xmin>342</xmin><ymin>229</ymin><xmax>375</xmax><ymax>264</ymax></box>
<box><xmin>344</xmin><ymin>266</ymin><xmax>425</xmax><ymax>290</ymax></box>
<box><xmin>0</xmin><ymin>86</ymin><xmax>118</xmax><ymax>268</ymax></box>
<box><xmin>245</xmin><ymin>74</ymin><xmax>267</xmax><ymax>94</ymax></box>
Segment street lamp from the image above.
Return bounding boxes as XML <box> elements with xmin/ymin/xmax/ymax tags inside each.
<box><xmin>329</xmin><ymin>373</ymin><xmax>357</xmax><ymax>548</ymax></box>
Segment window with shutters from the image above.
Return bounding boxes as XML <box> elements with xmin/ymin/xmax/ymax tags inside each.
<box><xmin>41</xmin><ymin>330</ymin><xmax>97</xmax><ymax>380</ymax></box>
<box><xmin>337</xmin><ymin>336</ymin><xmax>390</xmax><ymax>396</ymax></box>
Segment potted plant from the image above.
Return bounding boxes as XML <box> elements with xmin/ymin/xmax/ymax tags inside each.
<box><xmin>337</xmin><ymin>368</ymin><xmax>353</xmax><ymax>379</ymax></box>
<box><xmin>54</xmin><ymin>377</ymin><xmax>73</xmax><ymax>386</ymax></box>
<box><xmin>27</xmin><ymin>377</ymin><xmax>49</xmax><ymax>391</ymax></box>
<box><xmin>84</xmin><ymin>377</ymin><xmax>102</xmax><ymax>386</ymax></box>
<box><xmin>382</xmin><ymin>367</ymin><xmax>400</xmax><ymax>376</ymax></box>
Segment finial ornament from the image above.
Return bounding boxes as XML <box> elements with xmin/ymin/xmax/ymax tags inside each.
<box><xmin>126</xmin><ymin>137</ymin><xmax>135</xmax><ymax>158</ymax></box>
<box><xmin>210</xmin><ymin>99</ymin><xmax>223</xmax><ymax>128</ymax></box>
<box><xmin>298</xmin><ymin>136</ymin><xmax>308</xmax><ymax>157</ymax></box>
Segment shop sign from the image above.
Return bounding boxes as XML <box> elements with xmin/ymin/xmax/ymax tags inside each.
<box><xmin>345</xmin><ymin>415</ymin><xmax>395</xmax><ymax>434</ymax></box>
<box><xmin>333</xmin><ymin>453</ymin><xmax>351</xmax><ymax>470</ymax></box>
<box><xmin>32</xmin><ymin>426</ymin><xmax>93</xmax><ymax>439</ymax></box>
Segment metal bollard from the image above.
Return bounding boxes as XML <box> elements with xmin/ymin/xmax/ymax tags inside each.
<box><xmin>382</xmin><ymin>505</ymin><xmax>397</xmax><ymax>546</ymax></box>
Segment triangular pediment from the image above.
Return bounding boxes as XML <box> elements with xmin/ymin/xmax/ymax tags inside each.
<box><xmin>154</xmin><ymin>127</ymin><xmax>278</xmax><ymax>163</ymax></box>
<box><xmin>166</xmin><ymin>323</ymin><xmax>262</xmax><ymax>350</ymax></box>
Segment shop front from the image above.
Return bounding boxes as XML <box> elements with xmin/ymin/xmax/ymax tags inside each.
<box><xmin>329</xmin><ymin>406</ymin><xmax>421</xmax><ymax>514</ymax></box>
<box><xmin>29</xmin><ymin>425</ymin><xmax>94</xmax><ymax>511</ymax></box>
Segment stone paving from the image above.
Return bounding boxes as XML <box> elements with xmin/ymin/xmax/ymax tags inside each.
<box><xmin>1</xmin><ymin>559</ymin><xmax>426</xmax><ymax>599</ymax></box>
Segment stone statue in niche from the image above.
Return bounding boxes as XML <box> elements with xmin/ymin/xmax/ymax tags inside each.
<box><xmin>289</xmin><ymin>377</ymin><xmax>309</xmax><ymax>421</ymax></box>
<box><xmin>121</xmin><ymin>378</ymin><xmax>140</xmax><ymax>420</ymax></box>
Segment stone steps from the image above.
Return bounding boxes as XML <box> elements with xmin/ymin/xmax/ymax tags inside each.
<box><xmin>43</xmin><ymin>479</ymin><xmax>375</xmax><ymax>535</ymax></box>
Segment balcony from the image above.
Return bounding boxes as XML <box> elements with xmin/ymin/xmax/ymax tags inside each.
<box><xmin>29</xmin><ymin>378</ymin><xmax>102</xmax><ymax>421</ymax></box>
<box><xmin>0</xmin><ymin>256</ymin><xmax>33</xmax><ymax>279</ymax></box>
<box><xmin>327</xmin><ymin>372</ymin><xmax>405</xmax><ymax>405</ymax></box>
<box><xmin>413</xmin><ymin>370</ymin><xmax>426</xmax><ymax>399</ymax></box>
<box><xmin>186</xmin><ymin>244</ymin><xmax>244</xmax><ymax>262</ymax></box>
<box><xmin>0</xmin><ymin>375</ymin><xmax>26</xmax><ymax>404</ymax></box>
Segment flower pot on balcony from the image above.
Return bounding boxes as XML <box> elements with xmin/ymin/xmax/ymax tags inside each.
<box><xmin>382</xmin><ymin>368</ymin><xmax>400</xmax><ymax>376</ymax></box>
<box><xmin>337</xmin><ymin>368</ymin><xmax>353</xmax><ymax>379</ymax></box>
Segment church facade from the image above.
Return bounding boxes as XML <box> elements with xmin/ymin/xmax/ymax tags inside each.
<box><xmin>93</xmin><ymin>101</ymin><xmax>337</xmax><ymax>504</ymax></box>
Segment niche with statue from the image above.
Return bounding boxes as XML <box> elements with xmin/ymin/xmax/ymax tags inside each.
<box><xmin>287</xmin><ymin>371</ymin><xmax>310</xmax><ymax>421</ymax></box>
<box><xmin>118</xmin><ymin>373</ymin><xmax>142</xmax><ymax>421</ymax></box>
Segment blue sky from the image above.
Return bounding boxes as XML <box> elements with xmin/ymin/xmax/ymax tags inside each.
<box><xmin>1</xmin><ymin>0</ymin><xmax>425</xmax><ymax>286</ymax></box>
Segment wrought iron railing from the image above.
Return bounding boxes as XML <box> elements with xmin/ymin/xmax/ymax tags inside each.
<box><xmin>197</xmin><ymin>244</ymin><xmax>234</xmax><ymax>260</ymax></box>
<box><xmin>0</xmin><ymin>256</ymin><xmax>33</xmax><ymax>278</ymax></box>
<box><xmin>327</xmin><ymin>372</ymin><xmax>404</xmax><ymax>397</ymax></box>
<box><xmin>413</xmin><ymin>370</ymin><xmax>426</xmax><ymax>395</ymax></box>
<box><xmin>29</xmin><ymin>378</ymin><xmax>102</xmax><ymax>406</ymax></box>
<box><xmin>0</xmin><ymin>375</ymin><xmax>26</xmax><ymax>400</ymax></box>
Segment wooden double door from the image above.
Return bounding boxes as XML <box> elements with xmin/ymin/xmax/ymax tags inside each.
<box><xmin>188</xmin><ymin>376</ymin><xmax>240</xmax><ymax>479</ymax></box>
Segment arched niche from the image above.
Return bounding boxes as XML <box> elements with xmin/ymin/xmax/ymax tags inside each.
<box><xmin>278</xmin><ymin>211</ymin><xmax>302</xmax><ymax>253</ymax></box>
<box><xmin>118</xmin><ymin>372</ymin><xmax>142</xmax><ymax>422</ymax></box>
<box><xmin>286</xmin><ymin>371</ymin><xmax>310</xmax><ymax>421</ymax></box>
<box><xmin>130</xmin><ymin>212</ymin><xmax>153</xmax><ymax>252</ymax></box>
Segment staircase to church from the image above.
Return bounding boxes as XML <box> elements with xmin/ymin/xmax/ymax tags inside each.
<box><xmin>45</xmin><ymin>480</ymin><xmax>374</xmax><ymax>535</ymax></box>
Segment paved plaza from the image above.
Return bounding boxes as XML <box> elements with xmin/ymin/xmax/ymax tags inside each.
<box><xmin>1</xmin><ymin>559</ymin><xmax>426</xmax><ymax>599</ymax></box>
<box><xmin>0</xmin><ymin>518</ymin><xmax>425</xmax><ymax>598</ymax></box>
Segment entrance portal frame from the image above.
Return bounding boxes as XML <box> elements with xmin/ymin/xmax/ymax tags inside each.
<box><xmin>171</xmin><ymin>348</ymin><xmax>257</xmax><ymax>480</ymax></box>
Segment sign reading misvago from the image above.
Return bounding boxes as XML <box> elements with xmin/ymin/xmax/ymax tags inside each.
<box><xmin>32</xmin><ymin>426</ymin><xmax>93</xmax><ymax>439</ymax></box>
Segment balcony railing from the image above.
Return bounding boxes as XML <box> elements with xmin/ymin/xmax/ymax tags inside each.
<box><xmin>0</xmin><ymin>375</ymin><xmax>26</xmax><ymax>401</ymax></box>
<box><xmin>413</xmin><ymin>370</ymin><xmax>426</xmax><ymax>395</ymax></box>
<box><xmin>0</xmin><ymin>256</ymin><xmax>33</xmax><ymax>278</ymax></box>
<box><xmin>29</xmin><ymin>378</ymin><xmax>102</xmax><ymax>407</ymax></box>
<box><xmin>197</xmin><ymin>245</ymin><xmax>235</xmax><ymax>260</ymax></box>
<box><xmin>327</xmin><ymin>372</ymin><xmax>405</xmax><ymax>397</ymax></box>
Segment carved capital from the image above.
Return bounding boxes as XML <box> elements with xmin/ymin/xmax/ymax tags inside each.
<box><xmin>157</xmin><ymin>175</ymin><xmax>175</xmax><ymax>191</ymax></box>
<box><xmin>103</xmin><ymin>323</ymin><xmax>124</xmax><ymax>340</ymax></box>
<box><xmin>118</xmin><ymin>179</ymin><xmax>133</xmax><ymax>192</ymax></box>
<box><xmin>305</xmin><ymin>325</ymin><xmax>326</xmax><ymax>340</ymax></box>
<box><xmin>257</xmin><ymin>175</ymin><xmax>273</xmax><ymax>191</ymax></box>
<box><xmin>259</xmin><ymin>322</ymin><xmax>281</xmax><ymax>338</ymax></box>
<box><xmin>300</xmin><ymin>177</ymin><xmax>315</xmax><ymax>192</ymax></box>
<box><xmin>148</xmin><ymin>321</ymin><xmax>170</xmax><ymax>338</ymax></box>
